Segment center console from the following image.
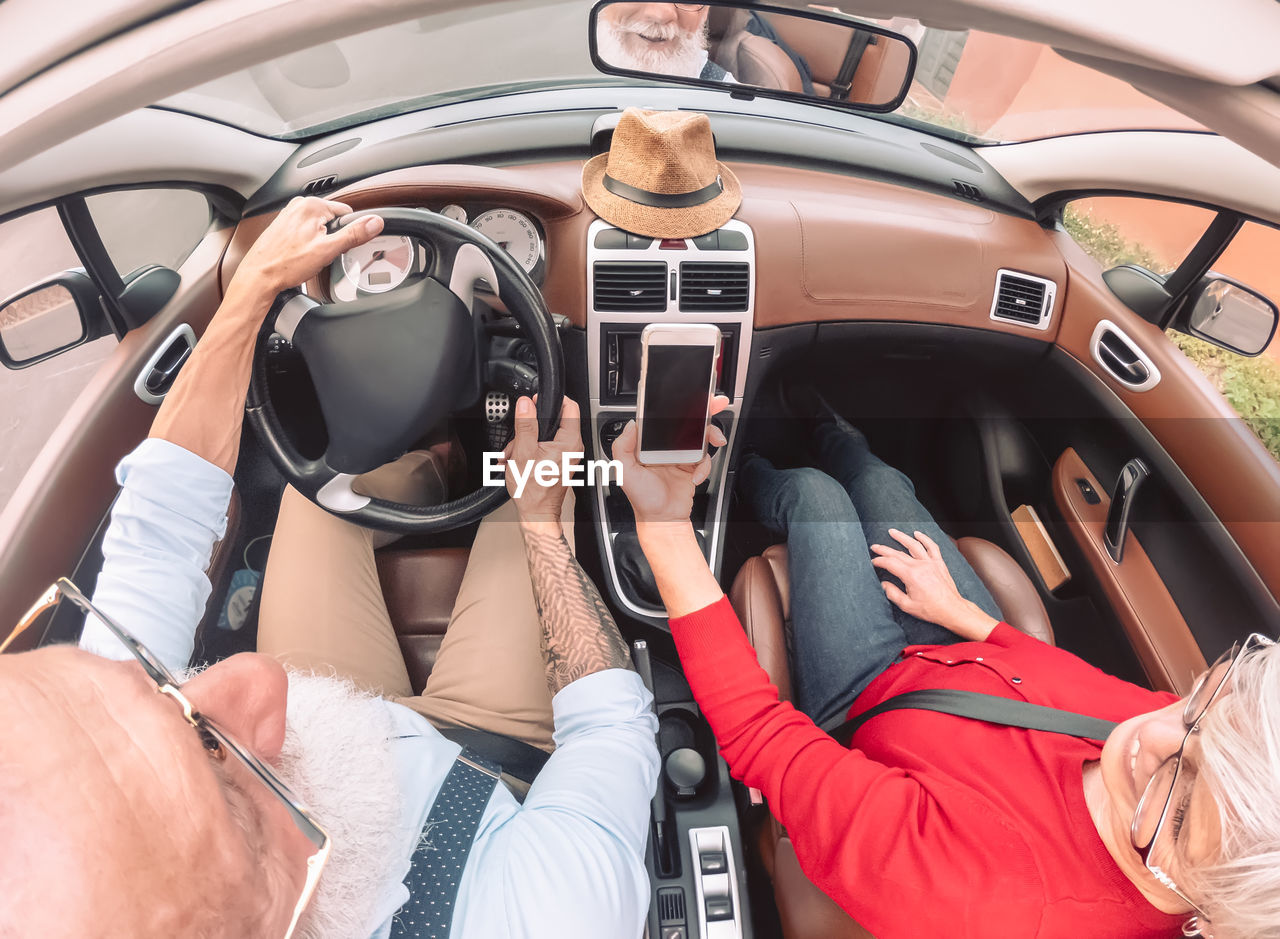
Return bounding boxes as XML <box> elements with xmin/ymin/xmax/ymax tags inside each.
<box><xmin>585</xmin><ymin>217</ymin><xmax>756</xmax><ymax>621</ymax></box>
<box><xmin>586</xmin><ymin>217</ymin><xmax>757</xmax><ymax>939</ymax></box>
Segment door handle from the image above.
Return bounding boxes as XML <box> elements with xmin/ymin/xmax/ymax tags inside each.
<box><xmin>1104</xmin><ymin>458</ymin><xmax>1150</xmax><ymax>563</ymax></box>
<box><xmin>134</xmin><ymin>323</ymin><xmax>196</xmax><ymax>405</ymax></box>
<box><xmin>1097</xmin><ymin>336</ymin><xmax>1150</xmax><ymax>385</ymax></box>
<box><xmin>1089</xmin><ymin>320</ymin><xmax>1161</xmax><ymax>391</ymax></box>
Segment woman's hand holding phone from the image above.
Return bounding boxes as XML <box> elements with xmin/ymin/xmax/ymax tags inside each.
<box><xmin>612</xmin><ymin>394</ymin><xmax>731</xmax><ymax>618</ymax></box>
<box><xmin>613</xmin><ymin>394</ymin><xmax>730</xmax><ymax>524</ymax></box>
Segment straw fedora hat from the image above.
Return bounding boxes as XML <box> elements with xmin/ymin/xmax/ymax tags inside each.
<box><xmin>582</xmin><ymin>108</ymin><xmax>742</xmax><ymax>239</ymax></box>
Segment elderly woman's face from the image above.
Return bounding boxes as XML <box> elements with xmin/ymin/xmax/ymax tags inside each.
<box><xmin>1098</xmin><ymin>695</ymin><xmax>1222</xmax><ymax>903</ymax></box>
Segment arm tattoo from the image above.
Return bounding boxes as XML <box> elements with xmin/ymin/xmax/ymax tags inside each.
<box><xmin>521</xmin><ymin>524</ymin><xmax>634</xmax><ymax>694</ymax></box>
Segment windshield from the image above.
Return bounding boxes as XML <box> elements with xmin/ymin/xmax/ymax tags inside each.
<box><xmin>158</xmin><ymin>5</ymin><xmax>1206</xmax><ymax>143</ymax></box>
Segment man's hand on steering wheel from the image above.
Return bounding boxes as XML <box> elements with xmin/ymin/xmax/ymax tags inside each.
<box><xmin>235</xmin><ymin>196</ymin><xmax>384</xmax><ymax>301</ymax></box>
<box><xmin>504</xmin><ymin>395</ymin><xmax>583</xmax><ymax>524</ymax></box>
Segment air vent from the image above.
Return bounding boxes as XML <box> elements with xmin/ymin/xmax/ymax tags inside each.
<box><xmin>301</xmin><ymin>175</ymin><xmax>338</xmax><ymax>196</ymax></box>
<box><xmin>952</xmin><ymin>180</ymin><xmax>984</xmax><ymax>202</ymax></box>
<box><xmin>593</xmin><ymin>261</ymin><xmax>668</xmax><ymax>312</ymax></box>
<box><xmin>990</xmin><ymin>269</ymin><xmax>1056</xmax><ymax>330</ymax></box>
<box><xmin>657</xmin><ymin>887</ymin><xmax>686</xmax><ymax>925</ymax></box>
<box><xmin>679</xmin><ymin>262</ymin><xmax>749</xmax><ymax>312</ymax></box>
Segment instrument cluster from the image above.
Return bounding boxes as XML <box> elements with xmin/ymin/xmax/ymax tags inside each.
<box><xmin>327</xmin><ymin>204</ymin><xmax>545</xmax><ymax>302</ymax></box>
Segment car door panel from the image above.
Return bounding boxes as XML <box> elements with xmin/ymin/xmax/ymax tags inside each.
<box><xmin>1049</xmin><ymin>230</ymin><xmax>1280</xmax><ymax>595</ymax></box>
<box><xmin>0</xmin><ymin>223</ymin><xmax>233</xmax><ymax>642</ymax></box>
<box><xmin>1051</xmin><ymin>447</ymin><xmax>1205</xmax><ymax>693</ymax></box>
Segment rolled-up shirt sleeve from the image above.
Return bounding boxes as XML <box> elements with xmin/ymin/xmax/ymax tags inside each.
<box><xmin>79</xmin><ymin>438</ymin><xmax>233</xmax><ymax>670</ymax></box>
<box><xmin>500</xmin><ymin>668</ymin><xmax>659</xmax><ymax>936</ymax></box>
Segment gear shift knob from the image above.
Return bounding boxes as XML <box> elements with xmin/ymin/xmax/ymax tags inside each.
<box><xmin>665</xmin><ymin>747</ymin><xmax>707</xmax><ymax>798</ymax></box>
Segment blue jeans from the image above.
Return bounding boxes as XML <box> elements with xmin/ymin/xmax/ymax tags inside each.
<box><xmin>738</xmin><ymin>423</ymin><xmax>1003</xmax><ymax>728</ymax></box>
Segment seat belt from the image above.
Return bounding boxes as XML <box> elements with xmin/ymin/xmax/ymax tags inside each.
<box><xmin>439</xmin><ymin>726</ymin><xmax>550</xmax><ymax>783</ymax></box>
<box><xmin>830</xmin><ymin>30</ymin><xmax>874</xmax><ymax>101</ymax></box>
<box><xmin>827</xmin><ymin>689</ymin><xmax>1119</xmax><ymax>747</ymax></box>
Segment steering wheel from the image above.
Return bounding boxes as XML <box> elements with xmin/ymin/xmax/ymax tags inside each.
<box><xmin>246</xmin><ymin>207</ymin><xmax>564</xmax><ymax>533</ymax></box>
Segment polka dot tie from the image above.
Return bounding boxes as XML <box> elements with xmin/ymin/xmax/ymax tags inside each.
<box><xmin>390</xmin><ymin>748</ymin><xmax>502</xmax><ymax>938</ymax></box>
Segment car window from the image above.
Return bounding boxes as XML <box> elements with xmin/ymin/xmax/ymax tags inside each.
<box><xmin>1062</xmin><ymin>196</ymin><xmax>1216</xmax><ymax>276</ymax></box>
<box><xmin>0</xmin><ymin>207</ymin><xmax>118</xmax><ymax>512</ymax></box>
<box><xmin>85</xmin><ymin>188</ymin><xmax>212</xmax><ymax>276</ymax></box>
<box><xmin>1167</xmin><ymin>220</ymin><xmax>1280</xmax><ymax>464</ymax></box>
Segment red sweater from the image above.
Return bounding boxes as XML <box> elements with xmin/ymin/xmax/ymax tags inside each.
<box><xmin>669</xmin><ymin>596</ymin><xmax>1184</xmax><ymax>939</ymax></box>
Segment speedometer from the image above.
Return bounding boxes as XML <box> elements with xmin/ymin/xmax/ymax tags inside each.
<box><xmin>334</xmin><ymin>235</ymin><xmax>415</xmax><ymax>300</ymax></box>
<box><xmin>472</xmin><ymin>209</ymin><xmax>542</xmax><ymax>275</ymax></box>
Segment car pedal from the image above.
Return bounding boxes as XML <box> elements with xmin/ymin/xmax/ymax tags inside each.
<box><xmin>485</xmin><ymin>391</ymin><xmax>513</xmax><ymax>451</ymax></box>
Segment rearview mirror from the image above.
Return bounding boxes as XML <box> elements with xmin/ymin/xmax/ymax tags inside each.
<box><xmin>1179</xmin><ymin>274</ymin><xmax>1278</xmax><ymax>357</ymax></box>
<box><xmin>590</xmin><ymin>1</ymin><xmax>917</xmax><ymax>113</ymax></box>
<box><xmin>0</xmin><ymin>270</ymin><xmax>97</xmax><ymax>369</ymax></box>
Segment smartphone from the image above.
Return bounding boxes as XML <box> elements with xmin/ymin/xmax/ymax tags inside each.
<box><xmin>636</xmin><ymin>323</ymin><xmax>722</xmax><ymax>465</ymax></box>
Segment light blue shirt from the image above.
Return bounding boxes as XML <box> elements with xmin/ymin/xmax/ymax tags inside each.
<box><xmin>80</xmin><ymin>439</ymin><xmax>660</xmax><ymax>938</ymax></box>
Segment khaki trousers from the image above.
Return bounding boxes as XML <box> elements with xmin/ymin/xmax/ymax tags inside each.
<box><xmin>258</xmin><ymin>485</ymin><xmax>575</xmax><ymax>753</ymax></box>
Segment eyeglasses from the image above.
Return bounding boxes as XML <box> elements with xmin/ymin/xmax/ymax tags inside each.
<box><xmin>1130</xmin><ymin>633</ymin><xmax>1272</xmax><ymax>935</ymax></box>
<box><xmin>2</xmin><ymin>578</ymin><xmax>330</xmax><ymax>939</ymax></box>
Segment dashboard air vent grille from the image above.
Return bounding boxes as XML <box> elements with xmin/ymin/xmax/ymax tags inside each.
<box><xmin>991</xmin><ymin>270</ymin><xmax>1054</xmax><ymax>328</ymax></box>
<box><xmin>679</xmin><ymin>262</ymin><xmax>749</xmax><ymax>312</ymax></box>
<box><xmin>952</xmin><ymin>180</ymin><xmax>984</xmax><ymax>202</ymax></box>
<box><xmin>301</xmin><ymin>175</ymin><xmax>338</xmax><ymax>196</ymax></box>
<box><xmin>593</xmin><ymin>261</ymin><xmax>668</xmax><ymax>312</ymax></box>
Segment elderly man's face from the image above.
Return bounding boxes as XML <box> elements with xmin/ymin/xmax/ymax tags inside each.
<box><xmin>597</xmin><ymin>3</ymin><xmax>712</xmax><ymax>78</ymax></box>
<box><xmin>0</xmin><ymin>646</ymin><xmax>402</xmax><ymax>938</ymax></box>
<box><xmin>0</xmin><ymin>647</ymin><xmax>309</xmax><ymax>935</ymax></box>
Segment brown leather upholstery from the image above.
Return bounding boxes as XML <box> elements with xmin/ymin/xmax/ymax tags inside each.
<box><xmin>762</xmin><ymin>13</ymin><xmax>908</xmax><ymax>105</ymax></box>
<box><xmin>955</xmin><ymin>537</ymin><xmax>1054</xmax><ymax>645</ymax></box>
<box><xmin>376</xmin><ymin>546</ymin><xmax>469</xmax><ymax>694</ymax></box>
<box><xmin>772</xmin><ymin>837</ymin><xmax>876</xmax><ymax>939</ymax></box>
<box><xmin>707</xmin><ymin>7</ymin><xmax>803</xmax><ymax>92</ymax></box>
<box><xmin>728</xmin><ymin>538</ymin><xmax>1053</xmax><ymax>939</ymax></box>
<box><xmin>727</xmin><ymin>549</ymin><xmax>793</xmax><ymax>702</ymax></box>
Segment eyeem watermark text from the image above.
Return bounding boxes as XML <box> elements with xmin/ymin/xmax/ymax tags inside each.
<box><xmin>483</xmin><ymin>452</ymin><xmax>623</xmax><ymax>498</ymax></box>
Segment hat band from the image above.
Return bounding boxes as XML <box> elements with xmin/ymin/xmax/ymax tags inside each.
<box><xmin>602</xmin><ymin>173</ymin><xmax>724</xmax><ymax>209</ymax></box>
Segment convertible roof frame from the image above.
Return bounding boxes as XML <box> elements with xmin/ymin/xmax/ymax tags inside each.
<box><xmin>1</xmin><ymin>0</ymin><xmax>1279</xmax><ymax>177</ymax></box>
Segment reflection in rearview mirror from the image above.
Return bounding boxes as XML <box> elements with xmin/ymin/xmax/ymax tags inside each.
<box><xmin>1188</xmin><ymin>277</ymin><xmax>1279</xmax><ymax>357</ymax></box>
<box><xmin>591</xmin><ymin>1</ymin><xmax>916</xmax><ymax>112</ymax></box>
<box><xmin>0</xmin><ymin>284</ymin><xmax>87</xmax><ymax>365</ymax></box>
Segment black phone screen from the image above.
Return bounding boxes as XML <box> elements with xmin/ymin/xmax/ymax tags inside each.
<box><xmin>640</xmin><ymin>343</ymin><xmax>715</xmax><ymax>453</ymax></box>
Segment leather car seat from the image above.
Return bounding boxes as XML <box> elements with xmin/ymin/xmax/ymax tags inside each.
<box><xmin>728</xmin><ymin>539</ymin><xmax>1053</xmax><ymax>939</ymax></box>
<box><xmin>763</xmin><ymin>13</ymin><xmax>912</xmax><ymax>103</ymax></box>
<box><xmin>707</xmin><ymin>7</ymin><xmax>804</xmax><ymax>92</ymax></box>
<box><xmin>376</xmin><ymin>546</ymin><xmax>470</xmax><ymax>693</ymax></box>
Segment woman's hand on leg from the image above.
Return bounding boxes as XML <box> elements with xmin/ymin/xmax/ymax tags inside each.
<box><xmin>870</xmin><ymin>530</ymin><xmax>999</xmax><ymax>642</ymax></box>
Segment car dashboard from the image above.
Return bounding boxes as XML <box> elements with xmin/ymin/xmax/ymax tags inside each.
<box><xmin>233</xmin><ymin>138</ymin><xmax>1070</xmax><ymax>630</ymax></box>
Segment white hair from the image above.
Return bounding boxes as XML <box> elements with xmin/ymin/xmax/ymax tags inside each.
<box><xmin>596</xmin><ymin>15</ymin><xmax>707</xmax><ymax>79</ymax></box>
<box><xmin>275</xmin><ymin>670</ymin><xmax>405</xmax><ymax>939</ymax></box>
<box><xmin>1188</xmin><ymin>640</ymin><xmax>1280</xmax><ymax>938</ymax></box>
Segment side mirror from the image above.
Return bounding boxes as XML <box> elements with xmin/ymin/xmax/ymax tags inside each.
<box><xmin>0</xmin><ymin>270</ymin><xmax>99</xmax><ymax>369</ymax></box>
<box><xmin>590</xmin><ymin>1</ymin><xmax>917</xmax><ymax>113</ymax></box>
<box><xmin>1173</xmin><ymin>274</ymin><xmax>1278</xmax><ymax>357</ymax></box>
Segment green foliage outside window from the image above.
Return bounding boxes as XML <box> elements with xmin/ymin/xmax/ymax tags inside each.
<box><xmin>1063</xmin><ymin>205</ymin><xmax>1280</xmax><ymax>463</ymax></box>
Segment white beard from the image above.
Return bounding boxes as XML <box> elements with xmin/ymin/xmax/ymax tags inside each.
<box><xmin>597</xmin><ymin>17</ymin><xmax>708</xmax><ymax>79</ymax></box>
<box><xmin>274</xmin><ymin>672</ymin><xmax>404</xmax><ymax>939</ymax></box>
